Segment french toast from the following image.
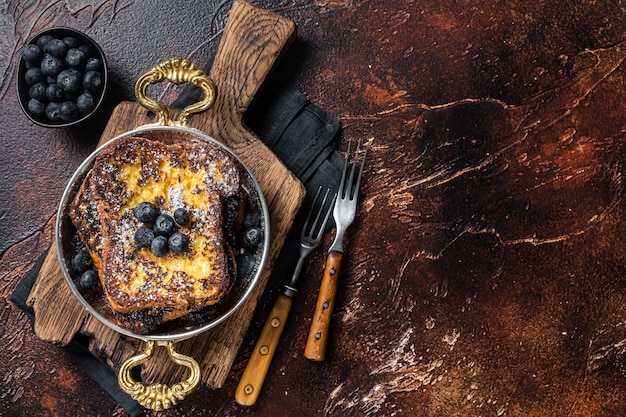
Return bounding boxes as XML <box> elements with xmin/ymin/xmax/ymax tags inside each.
<box><xmin>70</xmin><ymin>136</ymin><xmax>245</xmax><ymax>333</ymax></box>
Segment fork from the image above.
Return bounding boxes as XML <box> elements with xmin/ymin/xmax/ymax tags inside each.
<box><xmin>235</xmin><ymin>187</ymin><xmax>335</xmax><ymax>406</ymax></box>
<box><xmin>304</xmin><ymin>139</ymin><xmax>369</xmax><ymax>361</ymax></box>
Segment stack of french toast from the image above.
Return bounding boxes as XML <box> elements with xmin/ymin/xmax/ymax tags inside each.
<box><xmin>69</xmin><ymin>136</ymin><xmax>248</xmax><ymax>333</ymax></box>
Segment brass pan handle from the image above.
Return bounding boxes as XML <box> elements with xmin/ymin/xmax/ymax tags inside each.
<box><xmin>118</xmin><ymin>340</ymin><xmax>201</xmax><ymax>411</ymax></box>
<box><xmin>134</xmin><ymin>57</ymin><xmax>216</xmax><ymax>127</ymax></box>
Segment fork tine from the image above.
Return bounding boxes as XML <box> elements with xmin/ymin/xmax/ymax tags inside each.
<box><xmin>302</xmin><ymin>187</ymin><xmax>336</xmax><ymax>241</ymax></box>
<box><xmin>346</xmin><ymin>140</ymin><xmax>360</xmax><ymax>199</ymax></box>
<box><xmin>338</xmin><ymin>142</ymin><xmax>350</xmax><ymax>199</ymax></box>
<box><xmin>301</xmin><ymin>186</ymin><xmax>323</xmax><ymax>237</ymax></box>
<box><xmin>314</xmin><ymin>192</ymin><xmax>336</xmax><ymax>241</ymax></box>
<box><xmin>341</xmin><ymin>139</ymin><xmax>369</xmax><ymax>200</ymax></box>
<box><xmin>308</xmin><ymin>188</ymin><xmax>329</xmax><ymax>237</ymax></box>
<box><xmin>352</xmin><ymin>140</ymin><xmax>369</xmax><ymax>199</ymax></box>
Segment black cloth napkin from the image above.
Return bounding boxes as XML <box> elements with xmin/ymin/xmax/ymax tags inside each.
<box><xmin>11</xmin><ymin>56</ymin><xmax>343</xmax><ymax>415</ymax></box>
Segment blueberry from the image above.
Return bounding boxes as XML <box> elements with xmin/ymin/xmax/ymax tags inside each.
<box><xmin>173</xmin><ymin>208</ymin><xmax>190</xmax><ymax>226</ymax></box>
<box><xmin>153</xmin><ymin>214</ymin><xmax>175</xmax><ymax>236</ymax></box>
<box><xmin>82</xmin><ymin>70</ymin><xmax>103</xmax><ymax>92</ymax></box>
<box><xmin>76</xmin><ymin>92</ymin><xmax>95</xmax><ymax>113</ymax></box>
<box><xmin>21</xmin><ymin>44</ymin><xmax>42</xmax><ymax>64</ymax></box>
<box><xmin>60</xmin><ymin>101</ymin><xmax>80</xmax><ymax>122</ymax></box>
<box><xmin>133</xmin><ymin>202</ymin><xmax>158</xmax><ymax>223</ymax></box>
<box><xmin>27</xmin><ymin>98</ymin><xmax>46</xmax><ymax>116</ymax></box>
<box><xmin>239</xmin><ymin>226</ymin><xmax>264</xmax><ymax>251</ymax></box>
<box><xmin>237</xmin><ymin>252</ymin><xmax>256</xmax><ymax>277</ymax></box>
<box><xmin>79</xmin><ymin>269</ymin><xmax>99</xmax><ymax>291</ymax></box>
<box><xmin>151</xmin><ymin>235</ymin><xmax>169</xmax><ymax>257</ymax></box>
<box><xmin>71</xmin><ymin>248</ymin><xmax>93</xmax><ymax>273</ymax></box>
<box><xmin>85</xmin><ymin>57</ymin><xmax>102</xmax><ymax>71</ymax></box>
<box><xmin>24</xmin><ymin>67</ymin><xmax>44</xmax><ymax>85</ymax></box>
<box><xmin>77</xmin><ymin>44</ymin><xmax>93</xmax><ymax>57</ymax></box>
<box><xmin>62</xmin><ymin>36</ymin><xmax>79</xmax><ymax>48</ymax></box>
<box><xmin>57</xmin><ymin>68</ymin><xmax>82</xmax><ymax>92</ymax></box>
<box><xmin>28</xmin><ymin>82</ymin><xmax>47</xmax><ymax>101</ymax></box>
<box><xmin>65</xmin><ymin>48</ymin><xmax>87</xmax><ymax>68</ymax></box>
<box><xmin>46</xmin><ymin>83</ymin><xmax>64</xmax><ymax>102</ymax></box>
<box><xmin>40</xmin><ymin>54</ymin><xmax>63</xmax><ymax>76</ymax></box>
<box><xmin>168</xmin><ymin>232</ymin><xmax>189</xmax><ymax>253</ymax></box>
<box><xmin>243</xmin><ymin>209</ymin><xmax>261</xmax><ymax>228</ymax></box>
<box><xmin>45</xmin><ymin>102</ymin><xmax>62</xmax><ymax>121</ymax></box>
<box><xmin>43</xmin><ymin>38</ymin><xmax>67</xmax><ymax>58</ymax></box>
<box><xmin>134</xmin><ymin>226</ymin><xmax>155</xmax><ymax>248</ymax></box>
<box><xmin>36</xmin><ymin>35</ymin><xmax>54</xmax><ymax>50</ymax></box>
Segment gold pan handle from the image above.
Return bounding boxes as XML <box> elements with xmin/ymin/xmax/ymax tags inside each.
<box><xmin>134</xmin><ymin>57</ymin><xmax>216</xmax><ymax>127</ymax></box>
<box><xmin>118</xmin><ymin>340</ymin><xmax>201</xmax><ymax>411</ymax></box>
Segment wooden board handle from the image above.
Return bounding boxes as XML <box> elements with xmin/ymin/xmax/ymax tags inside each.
<box><xmin>210</xmin><ymin>0</ymin><xmax>296</xmax><ymax>119</ymax></box>
<box><xmin>235</xmin><ymin>294</ymin><xmax>293</xmax><ymax>406</ymax></box>
<box><xmin>304</xmin><ymin>251</ymin><xmax>343</xmax><ymax>361</ymax></box>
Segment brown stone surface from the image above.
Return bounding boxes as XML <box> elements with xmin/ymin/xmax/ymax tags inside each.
<box><xmin>1</xmin><ymin>1</ymin><xmax>625</xmax><ymax>416</ymax></box>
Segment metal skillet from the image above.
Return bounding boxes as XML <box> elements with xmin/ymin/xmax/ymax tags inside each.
<box><xmin>55</xmin><ymin>58</ymin><xmax>270</xmax><ymax>410</ymax></box>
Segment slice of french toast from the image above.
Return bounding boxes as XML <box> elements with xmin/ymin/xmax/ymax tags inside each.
<box><xmin>71</xmin><ymin>136</ymin><xmax>244</xmax><ymax>333</ymax></box>
<box><xmin>69</xmin><ymin>171</ymin><xmax>104</xmax><ymax>272</ymax></box>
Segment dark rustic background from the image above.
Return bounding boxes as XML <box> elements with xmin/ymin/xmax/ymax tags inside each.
<box><xmin>2</xmin><ymin>1</ymin><xmax>626</xmax><ymax>416</ymax></box>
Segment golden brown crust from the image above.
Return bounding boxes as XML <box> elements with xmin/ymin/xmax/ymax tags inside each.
<box><xmin>70</xmin><ymin>136</ymin><xmax>243</xmax><ymax>333</ymax></box>
<box><xmin>69</xmin><ymin>172</ymin><xmax>104</xmax><ymax>272</ymax></box>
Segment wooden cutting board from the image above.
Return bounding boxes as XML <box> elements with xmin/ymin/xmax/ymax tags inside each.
<box><xmin>26</xmin><ymin>0</ymin><xmax>305</xmax><ymax>390</ymax></box>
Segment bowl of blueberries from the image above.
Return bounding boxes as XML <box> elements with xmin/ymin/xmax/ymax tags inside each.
<box><xmin>17</xmin><ymin>27</ymin><xmax>108</xmax><ymax>127</ymax></box>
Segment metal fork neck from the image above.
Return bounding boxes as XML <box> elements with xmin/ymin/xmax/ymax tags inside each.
<box><xmin>282</xmin><ymin>246</ymin><xmax>312</xmax><ymax>297</ymax></box>
<box><xmin>328</xmin><ymin>224</ymin><xmax>346</xmax><ymax>253</ymax></box>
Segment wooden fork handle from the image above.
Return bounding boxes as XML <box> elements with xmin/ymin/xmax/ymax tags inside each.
<box><xmin>304</xmin><ymin>250</ymin><xmax>343</xmax><ymax>361</ymax></box>
<box><xmin>235</xmin><ymin>294</ymin><xmax>293</xmax><ymax>406</ymax></box>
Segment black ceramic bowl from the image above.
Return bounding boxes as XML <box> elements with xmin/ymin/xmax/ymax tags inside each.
<box><xmin>17</xmin><ymin>27</ymin><xmax>108</xmax><ymax>128</ymax></box>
